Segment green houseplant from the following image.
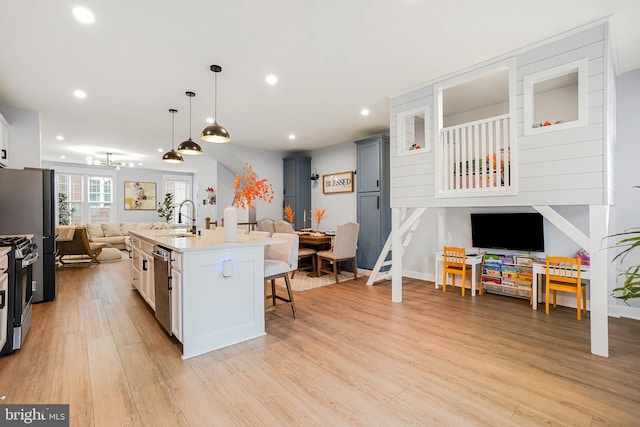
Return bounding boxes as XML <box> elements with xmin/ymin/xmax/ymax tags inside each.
<box><xmin>58</xmin><ymin>192</ymin><xmax>76</xmax><ymax>225</ymax></box>
<box><xmin>611</xmin><ymin>227</ymin><xmax>640</xmax><ymax>304</ymax></box>
<box><xmin>157</xmin><ymin>193</ymin><xmax>174</xmax><ymax>223</ymax></box>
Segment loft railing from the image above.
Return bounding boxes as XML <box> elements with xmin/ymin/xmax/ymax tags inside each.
<box><xmin>439</xmin><ymin>114</ymin><xmax>511</xmax><ymax>193</ymax></box>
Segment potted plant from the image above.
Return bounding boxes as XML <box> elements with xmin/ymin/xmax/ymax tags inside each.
<box><xmin>157</xmin><ymin>193</ymin><xmax>174</xmax><ymax>223</ymax></box>
<box><xmin>611</xmin><ymin>227</ymin><xmax>640</xmax><ymax>304</ymax></box>
<box><xmin>58</xmin><ymin>192</ymin><xmax>76</xmax><ymax>225</ymax></box>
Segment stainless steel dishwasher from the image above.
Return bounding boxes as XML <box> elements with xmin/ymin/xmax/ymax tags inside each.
<box><xmin>151</xmin><ymin>245</ymin><xmax>172</xmax><ymax>335</ymax></box>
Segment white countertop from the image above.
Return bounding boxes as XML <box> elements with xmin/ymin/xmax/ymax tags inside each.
<box><xmin>129</xmin><ymin>228</ymin><xmax>281</xmax><ymax>253</ymax></box>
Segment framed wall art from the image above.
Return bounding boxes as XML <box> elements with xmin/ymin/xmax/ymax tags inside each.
<box><xmin>124</xmin><ymin>181</ymin><xmax>156</xmax><ymax>210</ymax></box>
<box><xmin>322</xmin><ymin>171</ymin><xmax>354</xmax><ymax>194</ymax></box>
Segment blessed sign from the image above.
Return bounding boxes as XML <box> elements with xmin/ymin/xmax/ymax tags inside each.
<box><xmin>322</xmin><ymin>171</ymin><xmax>354</xmax><ymax>194</ymax></box>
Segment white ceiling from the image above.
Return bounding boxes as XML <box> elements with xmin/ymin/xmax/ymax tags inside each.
<box><xmin>1</xmin><ymin>1</ymin><xmax>639</xmax><ymax>173</ymax></box>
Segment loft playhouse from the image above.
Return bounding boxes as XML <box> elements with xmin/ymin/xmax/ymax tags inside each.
<box><xmin>371</xmin><ymin>18</ymin><xmax>617</xmax><ymax>357</ymax></box>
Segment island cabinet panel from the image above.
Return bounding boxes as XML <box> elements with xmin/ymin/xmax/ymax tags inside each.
<box><xmin>181</xmin><ymin>245</ymin><xmax>265</xmax><ymax>359</ymax></box>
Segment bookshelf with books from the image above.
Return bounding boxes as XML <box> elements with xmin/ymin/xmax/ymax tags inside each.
<box><xmin>481</xmin><ymin>253</ymin><xmax>540</xmax><ymax>301</ymax></box>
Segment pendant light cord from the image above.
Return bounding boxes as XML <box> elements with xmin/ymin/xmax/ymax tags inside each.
<box><xmin>214</xmin><ymin>71</ymin><xmax>218</xmax><ymax>123</ymax></box>
<box><xmin>189</xmin><ymin>94</ymin><xmax>193</xmax><ymax>139</ymax></box>
<box><xmin>171</xmin><ymin>110</ymin><xmax>176</xmax><ymax>149</ymax></box>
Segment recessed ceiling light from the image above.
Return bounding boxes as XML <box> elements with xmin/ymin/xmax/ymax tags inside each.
<box><xmin>73</xmin><ymin>89</ymin><xmax>87</xmax><ymax>99</ymax></box>
<box><xmin>266</xmin><ymin>74</ymin><xmax>278</xmax><ymax>85</ymax></box>
<box><xmin>129</xmin><ymin>162</ymin><xmax>134</xmax><ymax>168</ymax></box>
<box><xmin>288</xmin><ymin>134</ymin><xmax>296</xmax><ymax>140</ymax></box>
<box><xmin>361</xmin><ymin>108</ymin><xmax>370</xmax><ymax>116</ymax></box>
<box><xmin>56</xmin><ymin>135</ymin><xmax>64</xmax><ymax>141</ymax></box>
<box><xmin>60</xmin><ymin>155</ymin><xmax>67</xmax><ymax>159</ymax></box>
<box><xmin>138</xmin><ymin>162</ymin><xmax>143</xmax><ymax>166</ymax></box>
<box><xmin>72</xmin><ymin>6</ymin><xmax>95</xmax><ymax>24</ymax></box>
<box><xmin>157</xmin><ymin>148</ymin><xmax>163</xmax><ymax>153</ymax></box>
<box><xmin>86</xmin><ymin>156</ymin><xmax>92</xmax><ymax>164</ymax></box>
<box><xmin>205</xmin><ymin>117</ymin><xmax>214</xmax><ymax>124</ymax></box>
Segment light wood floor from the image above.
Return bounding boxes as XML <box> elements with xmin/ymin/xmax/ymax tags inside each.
<box><xmin>1</xmin><ymin>259</ymin><xmax>639</xmax><ymax>426</ymax></box>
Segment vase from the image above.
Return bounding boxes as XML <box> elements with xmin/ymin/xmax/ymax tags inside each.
<box><xmin>224</xmin><ymin>206</ymin><xmax>238</xmax><ymax>243</ymax></box>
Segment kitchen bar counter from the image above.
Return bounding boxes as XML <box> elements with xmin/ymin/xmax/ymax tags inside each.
<box><xmin>129</xmin><ymin>228</ymin><xmax>281</xmax><ymax>359</ymax></box>
<box><xmin>129</xmin><ymin>228</ymin><xmax>275</xmax><ymax>252</ymax></box>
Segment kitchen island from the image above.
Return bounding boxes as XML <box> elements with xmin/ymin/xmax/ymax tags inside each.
<box><xmin>128</xmin><ymin>228</ymin><xmax>278</xmax><ymax>359</ymax></box>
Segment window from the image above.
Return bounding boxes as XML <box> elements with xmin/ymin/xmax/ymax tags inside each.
<box><xmin>164</xmin><ymin>177</ymin><xmax>192</xmax><ymax>224</ymax></box>
<box><xmin>397</xmin><ymin>105</ymin><xmax>430</xmax><ymax>156</ymax></box>
<box><xmin>523</xmin><ymin>58</ymin><xmax>588</xmax><ymax>135</ymax></box>
<box><xmin>88</xmin><ymin>176</ymin><xmax>113</xmax><ymax>223</ymax></box>
<box><xmin>55</xmin><ymin>172</ymin><xmax>115</xmax><ymax>225</ymax></box>
<box><xmin>57</xmin><ymin>174</ymin><xmax>83</xmax><ymax>225</ymax></box>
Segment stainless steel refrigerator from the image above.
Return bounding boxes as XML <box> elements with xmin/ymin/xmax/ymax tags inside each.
<box><xmin>0</xmin><ymin>167</ymin><xmax>56</xmax><ymax>302</ymax></box>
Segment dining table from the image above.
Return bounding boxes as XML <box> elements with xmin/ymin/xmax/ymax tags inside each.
<box><xmin>297</xmin><ymin>232</ymin><xmax>332</xmax><ymax>251</ymax></box>
<box><xmin>296</xmin><ymin>232</ymin><xmax>333</xmax><ymax>276</ymax></box>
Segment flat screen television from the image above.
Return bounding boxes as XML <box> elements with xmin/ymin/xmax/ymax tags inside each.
<box><xmin>471</xmin><ymin>213</ymin><xmax>544</xmax><ymax>252</ymax></box>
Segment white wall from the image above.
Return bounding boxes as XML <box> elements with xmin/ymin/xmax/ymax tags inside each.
<box><xmin>612</xmin><ymin>67</ymin><xmax>640</xmax><ymax>316</ymax></box>
<box><xmin>191</xmin><ymin>155</ymin><xmax>218</xmax><ymax>229</ymax></box>
<box><xmin>0</xmin><ymin>105</ymin><xmax>40</xmax><ymax>169</ymax></box>
<box><xmin>310</xmin><ymin>142</ymin><xmax>357</xmax><ymax>231</ymax></box>
<box><xmin>401</xmin><ymin>205</ymin><xmax>589</xmax><ymax>282</ymax></box>
<box><xmin>208</xmin><ymin>144</ymin><xmax>286</xmax><ymax>224</ymax></box>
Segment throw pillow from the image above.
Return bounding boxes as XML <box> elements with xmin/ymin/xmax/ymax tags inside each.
<box><xmin>85</xmin><ymin>223</ymin><xmax>104</xmax><ymax>238</ymax></box>
<box><xmin>101</xmin><ymin>223</ymin><xmax>122</xmax><ymax>237</ymax></box>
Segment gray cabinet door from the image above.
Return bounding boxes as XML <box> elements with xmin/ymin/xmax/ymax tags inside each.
<box><xmin>282</xmin><ymin>157</ymin><xmax>311</xmax><ymax>230</ymax></box>
<box><xmin>356</xmin><ymin>139</ymin><xmax>381</xmax><ymax>193</ymax></box>
<box><xmin>357</xmin><ymin>192</ymin><xmax>381</xmax><ymax>270</ymax></box>
<box><xmin>355</xmin><ymin>135</ymin><xmax>390</xmax><ymax>271</ymax></box>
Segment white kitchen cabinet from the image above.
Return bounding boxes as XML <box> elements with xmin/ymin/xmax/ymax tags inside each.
<box><xmin>170</xmin><ymin>267</ymin><xmax>182</xmax><ymax>341</ymax></box>
<box><xmin>0</xmin><ymin>113</ymin><xmax>8</xmax><ymax>168</ymax></box>
<box><xmin>141</xmin><ymin>251</ymin><xmax>155</xmax><ymax>309</ymax></box>
<box><xmin>128</xmin><ymin>229</ymin><xmax>274</xmax><ymax>359</ymax></box>
<box><xmin>130</xmin><ymin>236</ymin><xmax>155</xmax><ymax>310</ymax></box>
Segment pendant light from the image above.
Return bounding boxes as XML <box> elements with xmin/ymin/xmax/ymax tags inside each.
<box><xmin>200</xmin><ymin>64</ymin><xmax>231</xmax><ymax>143</ymax></box>
<box><xmin>162</xmin><ymin>108</ymin><xmax>184</xmax><ymax>164</ymax></box>
<box><xmin>176</xmin><ymin>91</ymin><xmax>203</xmax><ymax>155</ymax></box>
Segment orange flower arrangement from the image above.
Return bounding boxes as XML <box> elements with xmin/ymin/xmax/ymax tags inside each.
<box><xmin>232</xmin><ymin>163</ymin><xmax>275</xmax><ymax>209</ymax></box>
<box><xmin>314</xmin><ymin>208</ymin><xmax>327</xmax><ymax>229</ymax></box>
<box><xmin>284</xmin><ymin>205</ymin><xmax>294</xmax><ymax>223</ymax></box>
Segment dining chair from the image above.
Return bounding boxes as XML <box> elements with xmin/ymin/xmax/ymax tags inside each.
<box><xmin>274</xmin><ymin>220</ymin><xmax>294</xmax><ymax>233</ymax></box>
<box><xmin>442</xmin><ymin>246</ymin><xmax>472</xmax><ymax>295</ymax></box>
<box><xmin>257</xmin><ymin>219</ymin><xmax>275</xmax><ymax>236</ymax></box>
<box><xmin>264</xmin><ymin>232</ymin><xmax>299</xmax><ymax>318</ymax></box>
<box><xmin>291</xmin><ymin>247</ymin><xmax>317</xmax><ymax>278</ymax></box>
<box><xmin>545</xmin><ymin>256</ymin><xmax>587</xmax><ymax>320</ymax></box>
<box><xmin>317</xmin><ymin>222</ymin><xmax>360</xmax><ymax>283</ymax></box>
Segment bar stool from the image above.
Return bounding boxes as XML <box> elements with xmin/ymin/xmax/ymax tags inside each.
<box><xmin>264</xmin><ymin>233</ymin><xmax>299</xmax><ymax>318</ymax></box>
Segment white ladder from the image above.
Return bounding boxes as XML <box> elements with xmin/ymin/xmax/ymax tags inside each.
<box><xmin>366</xmin><ymin>208</ymin><xmax>426</xmax><ymax>286</ymax></box>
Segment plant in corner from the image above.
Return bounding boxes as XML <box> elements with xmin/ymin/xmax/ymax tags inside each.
<box><xmin>58</xmin><ymin>192</ymin><xmax>76</xmax><ymax>225</ymax></box>
<box><xmin>610</xmin><ymin>227</ymin><xmax>640</xmax><ymax>304</ymax></box>
<box><xmin>157</xmin><ymin>193</ymin><xmax>174</xmax><ymax>223</ymax></box>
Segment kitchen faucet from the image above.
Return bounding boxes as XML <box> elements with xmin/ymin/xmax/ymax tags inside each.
<box><xmin>178</xmin><ymin>199</ymin><xmax>197</xmax><ymax>235</ymax></box>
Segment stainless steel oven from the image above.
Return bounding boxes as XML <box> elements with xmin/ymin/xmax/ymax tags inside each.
<box><xmin>0</xmin><ymin>235</ymin><xmax>38</xmax><ymax>355</ymax></box>
<box><xmin>14</xmin><ymin>250</ymin><xmax>37</xmax><ymax>349</ymax></box>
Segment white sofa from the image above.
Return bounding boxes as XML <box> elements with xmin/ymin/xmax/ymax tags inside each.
<box><xmin>84</xmin><ymin>222</ymin><xmax>175</xmax><ymax>250</ymax></box>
